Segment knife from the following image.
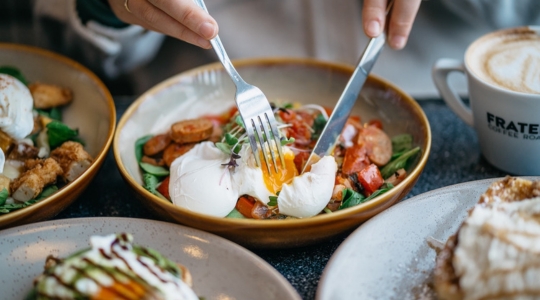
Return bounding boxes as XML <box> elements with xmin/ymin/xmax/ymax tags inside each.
<box><xmin>301</xmin><ymin>3</ymin><xmax>393</xmax><ymax>173</ymax></box>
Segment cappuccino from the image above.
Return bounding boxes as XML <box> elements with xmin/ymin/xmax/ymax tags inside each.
<box><xmin>466</xmin><ymin>28</ymin><xmax>540</xmax><ymax>94</ymax></box>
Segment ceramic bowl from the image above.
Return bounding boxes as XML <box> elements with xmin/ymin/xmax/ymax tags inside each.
<box><xmin>114</xmin><ymin>58</ymin><xmax>431</xmax><ymax>249</ymax></box>
<box><xmin>0</xmin><ymin>43</ymin><xmax>115</xmax><ymax>229</ymax></box>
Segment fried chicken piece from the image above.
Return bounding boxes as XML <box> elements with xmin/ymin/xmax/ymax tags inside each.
<box><xmin>29</xmin><ymin>82</ymin><xmax>73</xmax><ymax>109</ymax></box>
<box><xmin>8</xmin><ymin>142</ymin><xmax>39</xmax><ymax>160</ymax></box>
<box><xmin>50</xmin><ymin>141</ymin><xmax>93</xmax><ymax>182</ymax></box>
<box><xmin>10</xmin><ymin>158</ymin><xmax>62</xmax><ymax>202</ymax></box>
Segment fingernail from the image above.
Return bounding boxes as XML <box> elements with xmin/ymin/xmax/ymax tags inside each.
<box><xmin>197</xmin><ymin>37</ymin><xmax>211</xmax><ymax>49</ymax></box>
<box><xmin>391</xmin><ymin>35</ymin><xmax>407</xmax><ymax>49</ymax></box>
<box><xmin>367</xmin><ymin>20</ymin><xmax>381</xmax><ymax>37</ymax></box>
<box><xmin>199</xmin><ymin>22</ymin><xmax>217</xmax><ymax>39</ymax></box>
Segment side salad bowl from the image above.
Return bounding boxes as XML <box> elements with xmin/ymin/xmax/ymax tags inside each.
<box><xmin>0</xmin><ymin>43</ymin><xmax>116</xmax><ymax>229</ymax></box>
<box><xmin>114</xmin><ymin>58</ymin><xmax>431</xmax><ymax>249</ymax></box>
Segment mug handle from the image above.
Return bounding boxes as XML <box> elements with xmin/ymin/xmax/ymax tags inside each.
<box><xmin>432</xmin><ymin>59</ymin><xmax>473</xmax><ymax>126</ymax></box>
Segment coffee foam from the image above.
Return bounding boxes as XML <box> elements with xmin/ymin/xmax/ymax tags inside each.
<box><xmin>467</xmin><ymin>29</ymin><xmax>540</xmax><ymax>94</ymax></box>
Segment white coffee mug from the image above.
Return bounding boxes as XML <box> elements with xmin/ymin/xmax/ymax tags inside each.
<box><xmin>432</xmin><ymin>26</ymin><xmax>540</xmax><ymax>175</ymax></box>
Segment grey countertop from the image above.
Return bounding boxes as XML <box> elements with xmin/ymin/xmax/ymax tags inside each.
<box><xmin>53</xmin><ymin>97</ymin><xmax>507</xmax><ymax>300</ymax></box>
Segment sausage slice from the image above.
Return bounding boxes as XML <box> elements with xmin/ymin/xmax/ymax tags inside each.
<box><xmin>163</xmin><ymin>143</ymin><xmax>196</xmax><ymax>167</ymax></box>
<box><xmin>357</xmin><ymin>125</ymin><xmax>392</xmax><ymax>166</ymax></box>
<box><xmin>143</xmin><ymin>134</ymin><xmax>171</xmax><ymax>156</ymax></box>
<box><xmin>170</xmin><ymin>118</ymin><xmax>213</xmax><ymax>144</ymax></box>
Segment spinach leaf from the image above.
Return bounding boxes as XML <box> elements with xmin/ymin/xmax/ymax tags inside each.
<box><xmin>391</xmin><ymin>134</ymin><xmax>413</xmax><ymax>154</ymax></box>
<box><xmin>311</xmin><ymin>114</ymin><xmax>327</xmax><ymax>140</ymax></box>
<box><xmin>0</xmin><ymin>199</ymin><xmax>39</xmax><ymax>214</ymax></box>
<box><xmin>46</xmin><ymin>121</ymin><xmax>79</xmax><ymax>148</ymax></box>
<box><xmin>363</xmin><ymin>183</ymin><xmax>394</xmax><ymax>202</ymax></box>
<box><xmin>380</xmin><ymin>147</ymin><xmax>420</xmax><ymax>179</ymax></box>
<box><xmin>134</xmin><ymin>135</ymin><xmax>153</xmax><ymax>162</ymax></box>
<box><xmin>226</xmin><ymin>208</ymin><xmax>246</xmax><ymax>219</ymax></box>
<box><xmin>339</xmin><ymin>188</ymin><xmax>366</xmax><ymax>210</ymax></box>
<box><xmin>139</xmin><ymin>162</ymin><xmax>169</xmax><ymax>177</ymax></box>
<box><xmin>0</xmin><ymin>188</ymin><xmax>8</xmax><ymax>206</ymax></box>
<box><xmin>35</xmin><ymin>185</ymin><xmax>59</xmax><ymax>200</ymax></box>
<box><xmin>143</xmin><ymin>173</ymin><xmax>160</xmax><ymax>195</ymax></box>
<box><xmin>0</xmin><ymin>66</ymin><xmax>28</xmax><ymax>85</ymax></box>
<box><xmin>49</xmin><ymin>107</ymin><xmax>62</xmax><ymax>121</ymax></box>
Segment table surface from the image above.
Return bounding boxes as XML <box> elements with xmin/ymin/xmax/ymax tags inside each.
<box><xmin>53</xmin><ymin>97</ymin><xmax>507</xmax><ymax>300</ymax></box>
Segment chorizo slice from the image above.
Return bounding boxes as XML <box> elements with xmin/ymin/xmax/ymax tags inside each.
<box><xmin>357</xmin><ymin>125</ymin><xmax>392</xmax><ymax>166</ymax></box>
<box><xmin>163</xmin><ymin>143</ymin><xmax>196</xmax><ymax>167</ymax></box>
<box><xmin>143</xmin><ymin>134</ymin><xmax>171</xmax><ymax>156</ymax></box>
<box><xmin>170</xmin><ymin>118</ymin><xmax>213</xmax><ymax>144</ymax></box>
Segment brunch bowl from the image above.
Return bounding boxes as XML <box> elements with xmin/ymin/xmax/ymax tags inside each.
<box><xmin>114</xmin><ymin>58</ymin><xmax>430</xmax><ymax>248</ymax></box>
<box><xmin>0</xmin><ymin>43</ymin><xmax>115</xmax><ymax>229</ymax></box>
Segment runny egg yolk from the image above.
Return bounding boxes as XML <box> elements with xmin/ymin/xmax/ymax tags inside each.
<box><xmin>261</xmin><ymin>151</ymin><xmax>298</xmax><ymax>194</ymax></box>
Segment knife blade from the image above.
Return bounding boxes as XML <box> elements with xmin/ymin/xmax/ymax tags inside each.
<box><xmin>301</xmin><ymin>29</ymin><xmax>388</xmax><ymax>173</ymax></box>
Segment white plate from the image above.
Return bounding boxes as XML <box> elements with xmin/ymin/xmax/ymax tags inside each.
<box><xmin>316</xmin><ymin>177</ymin><xmax>540</xmax><ymax>300</ymax></box>
<box><xmin>0</xmin><ymin>217</ymin><xmax>300</xmax><ymax>300</ymax></box>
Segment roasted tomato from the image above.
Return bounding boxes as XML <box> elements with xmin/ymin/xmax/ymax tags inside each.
<box><xmin>236</xmin><ymin>195</ymin><xmax>256</xmax><ymax>218</ymax></box>
<box><xmin>341</xmin><ymin>144</ymin><xmax>370</xmax><ymax>175</ymax></box>
<box><xmin>157</xmin><ymin>176</ymin><xmax>171</xmax><ymax>200</ymax></box>
<box><xmin>356</xmin><ymin>164</ymin><xmax>384</xmax><ymax>196</ymax></box>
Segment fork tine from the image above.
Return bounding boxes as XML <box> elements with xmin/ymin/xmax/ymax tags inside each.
<box><xmin>260</xmin><ymin>114</ymin><xmax>279</xmax><ymax>173</ymax></box>
<box><xmin>252</xmin><ymin>117</ymin><xmax>272</xmax><ymax>174</ymax></box>
<box><xmin>244</xmin><ymin>118</ymin><xmax>262</xmax><ymax>168</ymax></box>
<box><xmin>265</xmin><ymin>113</ymin><xmax>286</xmax><ymax>168</ymax></box>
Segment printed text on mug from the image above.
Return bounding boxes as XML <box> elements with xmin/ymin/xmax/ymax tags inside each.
<box><xmin>487</xmin><ymin>112</ymin><xmax>540</xmax><ymax>140</ymax></box>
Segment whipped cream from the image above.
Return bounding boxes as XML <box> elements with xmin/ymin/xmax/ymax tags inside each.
<box><xmin>453</xmin><ymin>198</ymin><xmax>540</xmax><ymax>300</ymax></box>
<box><xmin>36</xmin><ymin>233</ymin><xmax>198</xmax><ymax>299</ymax></box>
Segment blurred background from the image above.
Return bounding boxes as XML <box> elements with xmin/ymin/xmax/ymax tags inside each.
<box><xmin>2</xmin><ymin>0</ymin><xmax>539</xmax><ymax>98</ymax></box>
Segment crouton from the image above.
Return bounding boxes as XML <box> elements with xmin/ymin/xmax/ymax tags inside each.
<box><xmin>29</xmin><ymin>82</ymin><xmax>72</xmax><ymax>109</ymax></box>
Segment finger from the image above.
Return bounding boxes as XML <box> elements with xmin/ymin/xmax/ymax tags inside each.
<box><xmin>108</xmin><ymin>0</ymin><xmax>212</xmax><ymax>48</ymax></box>
<box><xmin>362</xmin><ymin>0</ymin><xmax>387</xmax><ymax>38</ymax></box>
<box><xmin>387</xmin><ymin>0</ymin><xmax>422</xmax><ymax>50</ymax></box>
<box><xmin>148</xmin><ymin>0</ymin><xmax>218</xmax><ymax>40</ymax></box>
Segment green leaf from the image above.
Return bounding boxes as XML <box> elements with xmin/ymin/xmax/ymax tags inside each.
<box><xmin>391</xmin><ymin>134</ymin><xmax>413</xmax><ymax>154</ymax></box>
<box><xmin>380</xmin><ymin>147</ymin><xmax>421</xmax><ymax>179</ymax></box>
<box><xmin>224</xmin><ymin>133</ymin><xmax>238</xmax><ymax>146</ymax></box>
<box><xmin>46</xmin><ymin>120</ymin><xmax>79</xmax><ymax>148</ymax></box>
<box><xmin>280</xmin><ymin>136</ymin><xmax>295</xmax><ymax>146</ymax></box>
<box><xmin>0</xmin><ymin>188</ymin><xmax>8</xmax><ymax>206</ymax></box>
<box><xmin>215</xmin><ymin>142</ymin><xmax>232</xmax><ymax>155</ymax></box>
<box><xmin>139</xmin><ymin>162</ymin><xmax>169</xmax><ymax>177</ymax></box>
<box><xmin>0</xmin><ymin>198</ymin><xmax>40</xmax><ymax>214</ymax></box>
<box><xmin>363</xmin><ymin>183</ymin><xmax>394</xmax><ymax>202</ymax></box>
<box><xmin>0</xmin><ymin>66</ymin><xmax>28</xmax><ymax>85</ymax></box>
<box><xmin>134</xmin><ymin>135</ymin><xmax>153</xmax><ymax>162</ymax></box>
<box><xmin>283</xmin><ymin>103</ymin><xmax>294</xmax><ymax>109</ymax></box>
<box><xmin>311</xmin><ymin>113</ymin><xmax>327</xmax><ymax>140</ymax></box>
<box><xmin>49</xmin><ymin>107</ymin><xmax>62</xmax><ymax>121</ymax></box>
<box><xmin>339</xmin><ymin>188</ymin><xmax>366</xmax><ymax>210</ymax></box>
<box><xmin>35</xmin><ymin>185</ymin><xmax>58</xmax><ymax>200</ymax></box>
<box><xmin>225</xmin><ymin>208</ymin><xmax>246</xmax><ymax>219</ymax></box>
<box><xmin>268</xmin><ymin>195</ymin><xmax>278</xmax><ymax>206</ymax></box>
<box><xmin>143</xmin><ymin>173</ymin><xmax>160</xmax><ymax>195</ymax></box>
<box><xmin>235</xmin><ymin>115</ymin><xmax>245</xmax><ymax>128</ymax></box>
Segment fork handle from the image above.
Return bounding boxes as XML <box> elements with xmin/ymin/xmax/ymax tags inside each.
<box><xmin>193</xmin><ymin>0</ymin><xmax>246</xmax><ymax>87</ymax></box>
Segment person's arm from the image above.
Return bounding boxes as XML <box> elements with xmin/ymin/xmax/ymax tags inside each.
<box><xmin>362</xmin><ymin>0</ymin><xmax>422</xmax><ymax>50</ymax></box>
<box><xmin>106</xmin><ymin>0</ymin><xmax>218</xmax><ymax>49</ymax></box>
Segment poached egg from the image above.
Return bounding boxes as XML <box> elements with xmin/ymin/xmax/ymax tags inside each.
<box><xmin>169</xmin><ymin>142</ymin><xmax>337</xmax><ymax>218</ymax></box>
<box><xmin>0</xmin><ymin>74</ymin><xmax>34</xmax><ymax>172</ymax></box>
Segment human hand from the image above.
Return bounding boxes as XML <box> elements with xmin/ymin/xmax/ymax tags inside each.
<box><xmin>362</xmin><ymin>0</ymin><xmax>422</xmax><ymax>50</ymax></box>
<box><xmin>107</xmin><ymin>0</ymin><xmax>218</xmax><ymax>49</ymax></box>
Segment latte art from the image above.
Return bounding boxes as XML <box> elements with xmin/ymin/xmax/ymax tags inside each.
<box><xmin>468</xmin><ymin>30</ymin><xmax>540</xmax><ymax>94</ymax></box>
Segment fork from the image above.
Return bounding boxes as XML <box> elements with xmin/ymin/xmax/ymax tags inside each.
<box><xmin>193</xmin><ymin>0</ymin><xmax>285</xmax><ymax>173</ymax></box>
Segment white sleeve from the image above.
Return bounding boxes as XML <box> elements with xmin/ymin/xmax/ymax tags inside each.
<box><xmin>33</xmin><ymin>0</ymin><xmax>165</xmax><ymax>78</ymax></box>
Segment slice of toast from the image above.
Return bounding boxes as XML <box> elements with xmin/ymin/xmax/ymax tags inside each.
<box><xmin>433</xmin><ymin>177</ymin><xmax>540</xmax><ymax>300</ymax></box>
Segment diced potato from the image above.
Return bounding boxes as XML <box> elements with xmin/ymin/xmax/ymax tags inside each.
<box><xmin>29</xmin><ymin>82</ymin><xmax>73</xmax><ymax>109</ymax></box>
